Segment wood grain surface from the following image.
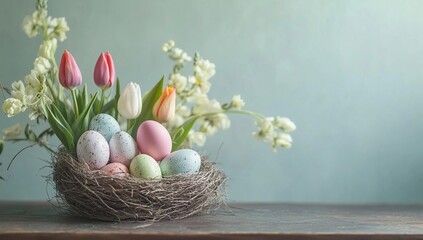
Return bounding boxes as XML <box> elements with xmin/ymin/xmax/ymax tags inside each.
<box><xmin>1</xmin><ymin>202</ymin><xmax>423</xmax><ymax>239</ymax></box>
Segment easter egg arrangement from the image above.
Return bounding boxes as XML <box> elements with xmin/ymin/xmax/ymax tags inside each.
<box><xmin>1</xmin><ymin>0</ymin><xmax>296</xmax><ymax>222</ymax></box>
<box><xmin>77</xmin><ymin>115</ymin><xmax>202</xmax><ymax>180</ymax></box>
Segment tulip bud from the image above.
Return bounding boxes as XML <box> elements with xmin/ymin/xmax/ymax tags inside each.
<box><xmin>59</xmin><ymin>50</ymin><xmax>82</xmax><ymax>89</ymax></box>
<box><xmin>94</xmin><ymin>52</ymin><xmax>115</xmax><ymax>90</ymax></box>
<box><xmin>152</xmin><ymin>86</ymin><xmax>176</xmax><ymax>122</ymax></box>
<box><xmin>118</xmin><ymin>82</ymin><xmax>142</xmax><ymax>119</ymax></box>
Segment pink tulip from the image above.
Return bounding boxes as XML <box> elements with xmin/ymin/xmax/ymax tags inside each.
<box><xmin>152</xmin><ymin>86</ymin><xmax>176</xmax><ymax>122</ymax></box>
<box><xmin>59</xmin><ymin>50</ymin><xmax>82</xmax><ymax>89</ymax></box>
<box><xmin>94</xmin><ymin>52</ymin><xmax>115</xmax><ymax>89</ymax></box>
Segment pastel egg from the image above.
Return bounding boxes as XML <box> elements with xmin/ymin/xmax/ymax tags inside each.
<box><xmin>109</xmin><ymin>131</ymin><xmax>138</xmax><ymax>166</ymax></box>
<box><xmin>160</xmin><ymin>149</ymin><xmax>201</xmax><ymax>177</ymax></box>
<box><xmin>89</xmin><ymin>113</ymin><xmax>120</xmax><ymax>142</ymax></box>
<box><xmin>130</xmin><ymin>154</ymin><xmax>162</xmax><ymax>179</ymax></box>
<box><xmin>100</xmin><ymin>162</ymin><xmax>129</xmax><ymax>177</ymax></box>
<box><xmin>137</xmin><ymin>120</ymin><xmax>171</xmax><ymax>161</ymax></box>
<box><xmin>77</xmin><ymin>130</ymin><xmax>110</xmax><ymax>170</ymax></box>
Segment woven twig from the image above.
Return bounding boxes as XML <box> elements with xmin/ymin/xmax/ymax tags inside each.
<box><xmin>49</xmin><ymin>148</ymin><xmax>226</xmax><ymax>222</ymax></box>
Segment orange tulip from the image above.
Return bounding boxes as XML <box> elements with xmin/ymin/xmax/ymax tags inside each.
<box><xmin>152</xmin><ymin>86</ymin><xmax>176</xmax><ymax>122</ymax></box>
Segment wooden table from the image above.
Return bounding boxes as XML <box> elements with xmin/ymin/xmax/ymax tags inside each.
<box><xmin>1</xmin><ymin>202</ymin><xmax>423</xmax><ymax>239</ymax></box>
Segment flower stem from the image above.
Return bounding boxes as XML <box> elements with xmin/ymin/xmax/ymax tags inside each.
<box><xmin>71</xmin><ymin>89</ymin><xmax>79</xmax><ymax>118</ymax></box>
<box><xmin>39</xmin><ymin>141</ymin><xmax>55</xmax><ymax>153</ymax></box>
<box><xmin>225</xmin><ymin>109</ymin><xmax>265</xmax><ymax>119</ymax></box>
<box><xmin>127</xmin><ymin>119</ymin><xmax>135</xmax><ymax>132</ymax></box>
<box><xmin>100</xmin><ymin>89</ymin><xmax>106</xmax><ymax>111</ymax></box>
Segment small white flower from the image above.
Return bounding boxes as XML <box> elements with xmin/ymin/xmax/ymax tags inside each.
<box><xmin>195</xmin><ymin>78</ymin><xmax>211</xmax><ymax>94</ymax></box>
<box><xmin>188</xmin><ymin>131</ymin><xmax>206</xmax><ymax>147</ymax></box>
<box><xmin>169</xmin><ymin>47</ymin><xmax>192</xmax><ymax>63</ymax></box>
<box><xmin>169</xmin><ymin>48</ymin><xmax>182</xmax><ymax>60</ymax></box>
<box><xmin>274</xmin><ymin>133</ymin><xmax>293</xmax><ymax>149</ymax></box>
<box><xmin>193</xmin><ymin>95</ymin><xmax>209</xmax><ymax>105</ymax></box>
<box><xmin>193</xmin><ymin>98</ymin><xmax>222</xmax><ymax>115</ymax></box>
<box><xmin>22</xmin><ymin>15</ymin><xmax>39</xmax><ymax>38</ymax></box>
<box><xmin>23</xmin><ymin>71</ymin><xmax>50</xmax><ymax>118</ymax></box>
<box><xmin>253</xmin><ymin>117</ymin><xmax>275</xmax><ymax>142</ymax></box>
<box><xmin>22</xmin><ymin>10</ymin><xmax>48</xmax><ymax>38</ymax></box>
<box><xmin>24</xmin><ymin>71</ymin><xmax>43</xmax><ymax>98</ymax></box>
<box><xmin>38</xmin><ymin>38</ymin><xmax>57</xmax><ymax>60</ymax></box>
<box><xmin>2</xmin><ymin>98</ymin><xmax>25</xmax><ymax>118</ymax></box>
<box><xmin>35</xmin><ymin>9</ymin><xmax>48</xmax><ymax>23</ymax></box>
<box><xmin>169</xmin><ymin>73</ymin><xmax>187</xmax><ymax>93</ymax></box>
<box><xmin>3</xmin><ymin>123</ymin><xmax>22</xmax><ymax>139</ymax></box>
<box><xmin>231</xmin><ymin>95</ymin><xmax>245</xmax><ymax>109</ymax></box>
<box><xmin>181</xmin><ymin>52</ymin><xmax>192</xmax><ymax>62</ymax></box>
<box><xmin>11</xmin><ymin>80</ymin><xmax>26</xmax><ymax>103</ymax></box>
<box><xmin>167</xmin><ymin>113</ymin><xmax>185</xmax><ymax>129</ymax></box>
<box><xmin>199</xmin><ymin>121</ymin><xmax>217</xmax><ymax>135</ymax></box>
<box><xmin>274</xmin><ymin>117</ymin><xmax>296</xmax><ymax>132</ymax></box>
<box><xmin>166</xmin><ymin>105</ymin><xmax>190</xmax><ymax>129</ymax></box>
<box><xmin>188</xmin><ymin>75</ymin><xmax>196</xmax><ymax>84</ymax></box>
<box><xmin>47</xmin><ymin>17</ymin><xmax>69</xmax><ymax>41</ymax></box>
<box><xmin>194</xmin><ymin>58</ymin><xmax>216</xmax><ymax>81</ymax></box>
<box><xmin>28</xmin><ymin>108</ymin><xmax>43</xmax><ymax>120</ymax></box>
<box><xmin>177</xmin><ymin>105</ymin><xmax>191</xmax><ymax>117</ymax></box>
<box><xmin>162</xmin><ymin>40</ymin><xmax>175</xmax><ymax>52</ymax></box>
<box><xmin>55</xmin><ymin>17</ymin><xmax>69</xmax><ymax>41</ymax></box>
<box><xmin>33</xmin><ymin>57</ymin><xmax>52</xmax><ymax>74</ymax></box>
<box><xmin>209</xmin><ymin>113</ymin><xmax>230</xmax><ymax>130</ymax></box>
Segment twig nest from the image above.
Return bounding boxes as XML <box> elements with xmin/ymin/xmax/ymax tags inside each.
<box><xmin>51</xmin><ymin>149</ymin><xmax>226</xmax><ymax>222</ymax></box>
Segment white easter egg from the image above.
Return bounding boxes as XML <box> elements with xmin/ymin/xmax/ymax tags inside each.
<box><xmin>109</xmin><ymin>131</ymin><xmax>138</xmax><ymax>167</ymax></box>
<box><xmin>77</xmin><ymin>130</ymin><xmax>110</xmax><ymax>170</ymax></box>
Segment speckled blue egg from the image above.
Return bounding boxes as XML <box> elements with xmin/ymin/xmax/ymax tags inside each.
<box><xmin>160</xmin><ymin>149</ymin><xmax>201</xmax><ymax>177</ymax></box>
<box><xmin>77</xmin><ymin>130</ymin><xmax>110</xmax><ymax>170</ymax></box>
<box><xmin>89</xmin><ymin>113</ymin><xmax>120</xmax><ymax>142</ymax></box>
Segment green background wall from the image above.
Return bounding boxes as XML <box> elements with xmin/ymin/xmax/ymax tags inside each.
<box><xmin>1</xmin><ymin>0</ymin><xmax>423</xmax><ymax>203</ymax></box>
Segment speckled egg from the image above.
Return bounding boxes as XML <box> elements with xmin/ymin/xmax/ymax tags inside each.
<box><xmin>160</xmin><ymin>149</ymin><xmax>201</xmax><ymax>177</ymax></box>
<box><xmin>100</xmin><ymin>162</ymin><xmax>129</xmax><ymax>177</ymax></box>
<box><xmin>130</xmin><ymin>154</ymin><xmax>162</xmax><ymax>179</ymax></box>
<box><xmin>109</xmin><ymin>131</ymin><xmax>138</xmax><ymax>166</ymax></box>
<box><xmin>89</xmin><ymin>113</ymin><xmax>120</xmax><ymax>142</ymax></box>
<box><xmin>77</xmin><ymin>130</ymin><xmax>110</xmax><ymax>170</ymax></box>
<box><xmin>137</xmin><ymin>120</ymin><xmax>172</xmax><ymax>161</ymax></box>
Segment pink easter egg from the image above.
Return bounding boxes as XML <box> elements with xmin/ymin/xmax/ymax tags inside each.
<box><xmin>137</xmin><ymin>120</ymin><xmax>172</xmax><ymax>161</ymax></box>
<box><xmin>100</xmin><ymin>162</ymin><xmax>129</xmax><ymax>177</ymax></box>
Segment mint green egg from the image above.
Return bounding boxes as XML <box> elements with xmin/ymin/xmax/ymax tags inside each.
<box><xmin>130</xmin><ymin>154</ymin><xmax>162</xmax><ymax>180</ymax></box>
<box><xmin>160</xmin><ymin>149</ymin><xmax>201</xmax><ymax>177</ymax></box>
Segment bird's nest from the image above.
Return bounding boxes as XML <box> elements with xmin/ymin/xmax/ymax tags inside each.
<box><xmin>49</xmin><ymin>148</ymin><xmax>226</xmax><ymax>222</ymax></box>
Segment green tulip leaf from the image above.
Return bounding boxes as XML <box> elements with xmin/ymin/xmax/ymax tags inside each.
<box><xmin>130</xmin><ymin>76</ymin><xmax>164</xmax><ymax>138</ymax></box>
<box><xmin>171</xmin><ymin>116</ymin><xmax>198</xmax><ymax>151</ymax></box>
<box><xmin>71</xmin><ymin>92</ymin><xmax>98</xmax><ymax>144</ymax></box>
<box><xmin>51</xmin><ymin>104</ymin><xmax>72</xmax><ymax>130</ymax></box>
<box><xmin>0</xmin><ymin>140</ymin><xmax>4</xmax><ymax>155</ymax></box>
<box><xmin>81</xmin><ymin>84</ymin><xmax>88</xmax><ymax>108</ymax></box>
<box><xmin>113</xmin><ymin>78</ymin><xmax>120</xmax><ymax>119</ymax></box>
<box><xmin>44</xmin><ymin>105</ymin><xmax>75</xmax><ymax>152</ymax></box>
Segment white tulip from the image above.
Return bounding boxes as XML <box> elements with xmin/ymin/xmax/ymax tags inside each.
<box><xmin>118</xmin><ymin>82</ymin><xmax>142</xmax><ymax>119</ymax></box>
